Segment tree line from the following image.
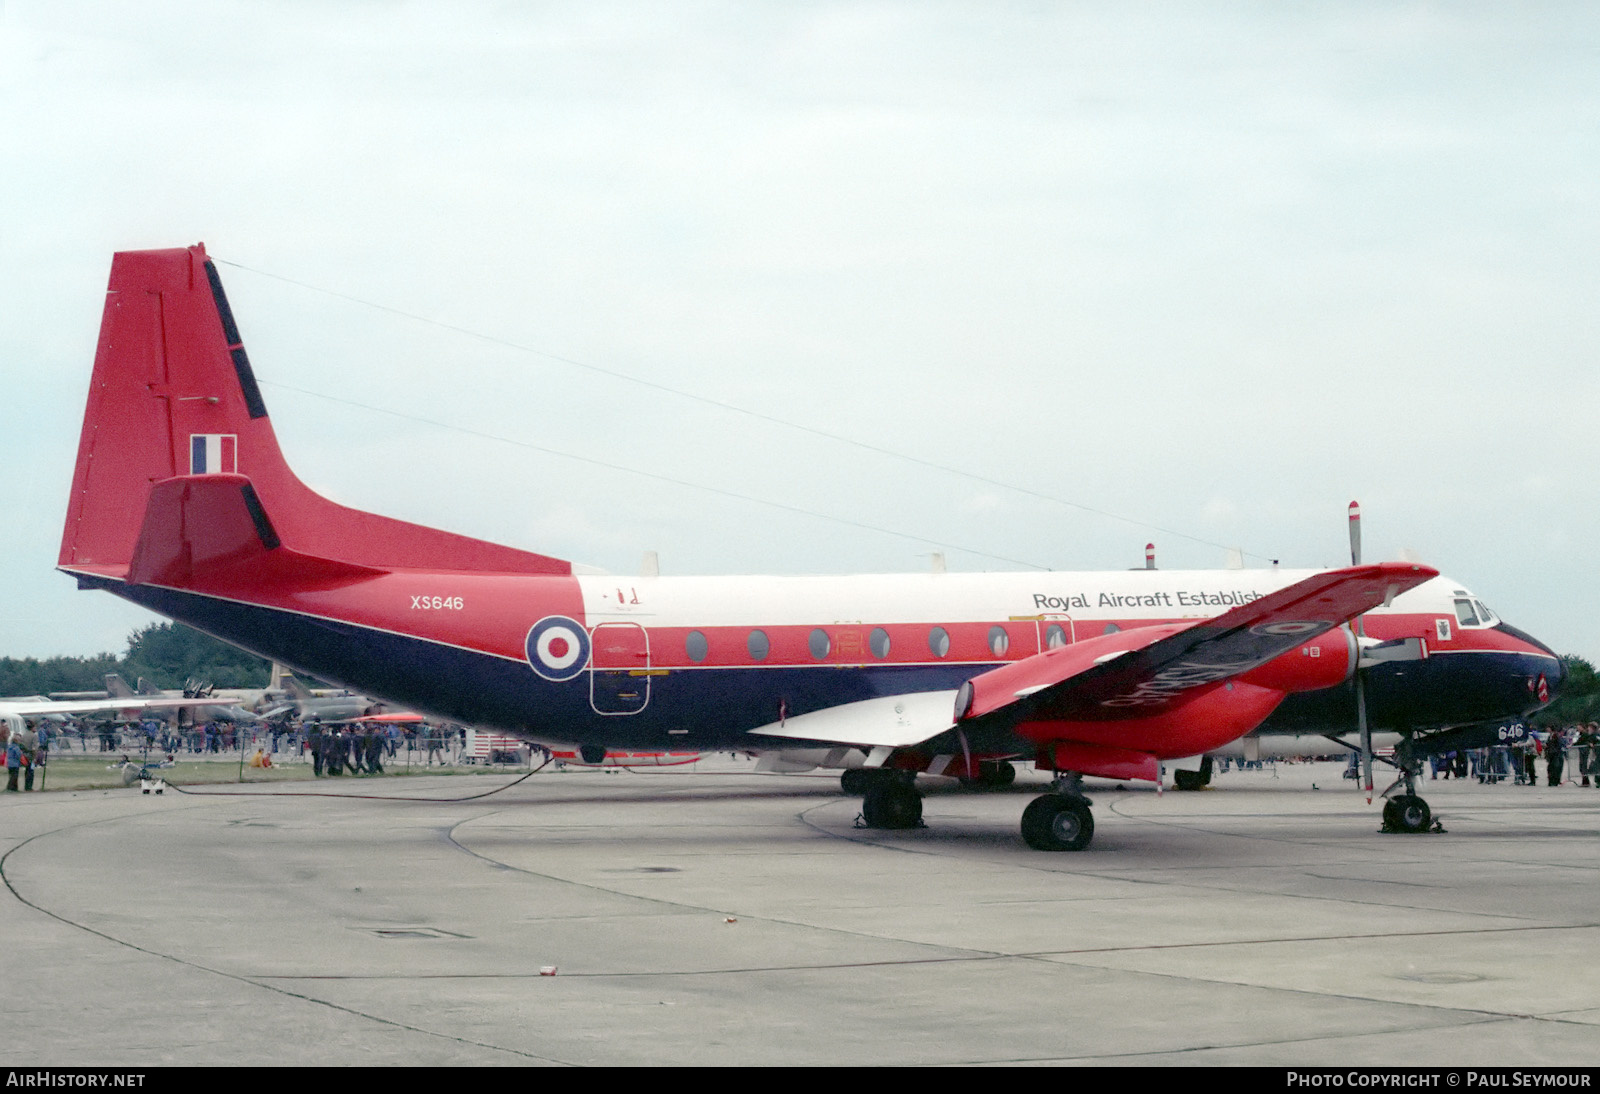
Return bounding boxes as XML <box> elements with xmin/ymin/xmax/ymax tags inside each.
<box><xmin>0</xmin><ymin>623</ymin><xmax>271</xmax><ymax>697</ymax></box>
<box><xmin>1537</xmin><ymin>655</ymin><xmax>1600</xmax><ymax>726</ymax></box>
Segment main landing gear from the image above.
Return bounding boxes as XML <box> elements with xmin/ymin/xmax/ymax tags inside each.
<box><xmin>1379</xmin><ymin>732</ymin><xmax>1440</xmax><ymax>835</ymax></box>
<box><xmin>855</xmin><ymin>772</ymin><xmax>923</xmax><ymax>830</ymax></box>
<box><xmin>848</xmin><ymin>766</ymin><xmax>1096</xmax><ymax>850</ymax></box>
<box><xmin>1021</xmin><ymin>773</ymin><xmax>1095</xmax><ymax>852</ymax></box>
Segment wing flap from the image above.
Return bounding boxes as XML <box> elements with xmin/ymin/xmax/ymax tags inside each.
<box><xmin>749</xmin><ymin>691</ymin><xmax>958</xmax><ymax>749</ymax></box>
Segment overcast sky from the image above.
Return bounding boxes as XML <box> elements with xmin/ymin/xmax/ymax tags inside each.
<box><xmin>3</xmin><ymin>1</ymin><xmax>1598</xmax><ymax>667</ymax></box>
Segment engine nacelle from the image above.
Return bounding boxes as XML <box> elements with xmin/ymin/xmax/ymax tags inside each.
<box><xmin>1236</xmin><ymin>626</ymin><xmax>1356</xmax><ymax>693</ymax></box>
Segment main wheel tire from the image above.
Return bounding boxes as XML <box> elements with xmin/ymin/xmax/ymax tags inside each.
<box><xmin>840</xmin><ymin>769</ymin><xmax>875</xmax><ymax>795</ymax></box>
<box><xmin>986</xmin><ymin>760</ymin><xmax>1017</xmax><ymax>787</ymax></box>
<box><xmin>862</xmin><ymin>781</ymin><xmax>923</xmax><ymax>829</ymax></box>
<box><xmin>1021</xmin><ymin>794</ymin><xmax>1094</xmax><ymax>852</ymax></box>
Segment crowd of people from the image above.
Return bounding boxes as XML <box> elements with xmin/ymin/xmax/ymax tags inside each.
<box><xmin>298</xmin><ymin>719</ymin><xmax>453</xmax><ymax>775</ymax></box>
<box><xmin>7</xmin><ymin>715</ymin><xmax>1600</xmax><ymax>791</ymax></box>
<box><xmin>2</xmin><ymin>715</ymin><xmax>469</xmax><ymax>778</ymax></box>
<box><xmin>3</xmin><ymin>721</ymin><xmax>50</xmax><ymax>791</ymax></box>
<box><xmin>1423</xmin><ymin>723</ymin><xmax>1600</xmax><ymax>787</ymax></box>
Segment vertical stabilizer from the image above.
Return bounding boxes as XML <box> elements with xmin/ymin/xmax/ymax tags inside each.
<box><xmin>60</xmin><ymin>245</ymin><xmax>571</xmax><ymax>579</ymax></box>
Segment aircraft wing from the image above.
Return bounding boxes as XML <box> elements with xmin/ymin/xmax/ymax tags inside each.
<box><xmin>962</xmin><ymin>561</ymin><xmax>1437</xmax><ymax>726</ymax></box>
<box><xmin>748</xmin><ymin>563</ymin><xmax>1436</xmax><ymax>753</ymax></box>
<box><xmin>0</xmin><ymin>696</ymin><xmax>227</xmax><ymax>718</ymax></box>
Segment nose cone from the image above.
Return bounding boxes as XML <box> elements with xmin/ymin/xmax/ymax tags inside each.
<box><xmin>1544</xmin><ymin>653</ymin><xmax>1567</xmax><ymax>700</ymax></box>
<box><xmin>1494</xmin><ymin>620</ymin><xmax>1564</xmax><ymax>707</ymax></box>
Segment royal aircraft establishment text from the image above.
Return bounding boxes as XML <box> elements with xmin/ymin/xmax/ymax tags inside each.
<box><xmin>1032</xmin><ymin>590</ymin><xmax>1266</xmax><ymax>613</ymax></box>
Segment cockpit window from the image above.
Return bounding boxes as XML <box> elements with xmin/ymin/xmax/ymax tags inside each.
<box><xmin>1453</xmin><ymin>599</ymin><xmax>1481</xmax><ymax>627</ymax></box>
<box><xmin>1475</xmin><ymin>601</ymin><xmax>1497</xmax><ymax>625</ymax></box>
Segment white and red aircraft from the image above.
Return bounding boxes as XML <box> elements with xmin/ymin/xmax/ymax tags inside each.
<box><xmin>56</xmin><ymin>245</ymin><xmax>1562</xmax><ymax>849</ymax></box>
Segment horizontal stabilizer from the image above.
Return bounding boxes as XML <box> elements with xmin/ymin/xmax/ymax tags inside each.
<box><xmin>127</xmin><ymin>474</ymin><xmax>386</xmax><ymax>589</ymax></box>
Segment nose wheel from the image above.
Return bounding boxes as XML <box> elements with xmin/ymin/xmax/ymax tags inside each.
<box><xmin>1381</xmin><ymin>793</ymin><xmax>1433</xmax><ymax>834</ymax></box>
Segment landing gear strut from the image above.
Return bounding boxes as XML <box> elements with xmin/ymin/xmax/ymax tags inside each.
<box><xmin>1021</xmin><ymin>773</ymin><xmax>1095</xmax><ymax>851</ymax></box>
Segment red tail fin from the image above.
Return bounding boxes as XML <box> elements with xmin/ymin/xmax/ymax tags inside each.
<box><xmin>60</xmin><ymin>244</ymin><xmax>570</xmax><ymax>580</ymax></box>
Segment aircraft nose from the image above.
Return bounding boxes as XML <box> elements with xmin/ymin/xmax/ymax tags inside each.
<box><xmin>1495</xmin><ymin>620</ymin><xmax>1564</xmax><ymax>704</ymax></box>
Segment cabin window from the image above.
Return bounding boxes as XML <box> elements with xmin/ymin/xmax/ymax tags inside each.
<box><xmin>809</xmin><ymin>628</ymin><xmax>831</xmax><ymax>659</ymax></box>
<box><xmin>1104</xmin><ymin>623</ymin><xmax>1121</xmax><ymax>635</ymax></box>
<box><xmin>988</xmin><ymin>626</ymin><xmax>1010</xmax><ymax>657</ymax></box>
<box><xmin>685</xmin><ymin>630</ymin><xmax>709</xmax><ymax>663</ymax></box>
<box><xmin>1044</xmin><ymin>623</ymin><xmax>1068</xmax><ymax>649</ymax></box>
<box><xmin>747</xmin><ymin>630</ymin><xmax>769</xmax><ymax>661</ymax></box>
<box><xmin>869</xmin><ymin>628</ymin><xmax>891</xmax><ymax>659</ymax></box>
<box><xmin>928</xmin><ymin>627</ymin><xmax>950</xmax><ymax>658</ymax></box>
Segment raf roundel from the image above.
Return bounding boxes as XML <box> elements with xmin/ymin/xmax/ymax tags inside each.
<box><xmin>525</xmin><ymin>616</ymin><xmax>591</xmax><ymax>682</ymax></box>
<box><xmin>1250</xmin><ymin>620</ymin><xmax>1323</xmax><ymax>638</ymax></box>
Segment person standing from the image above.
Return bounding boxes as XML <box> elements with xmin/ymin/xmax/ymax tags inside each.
<box><xmin>306</xmin><ymin>719</ymin><xmax>324</xmax><ymax>777</ymax></box>
<box><xmin>348</xmin><ymin>726</ymin><xmax>365</xmax><ymax>774</ymax></box>
<box><xmin>1578</xmin><ymin>723</ymin><xmax>1599</xmax><ymax>788</ymax></box>
<box><xmin>5</xmin><ymin>734</ymin><xmax>21</xmax><ymax>792</ymax></box>
<box><xmin>1546</xmin><ymin>726</ymin><xmax>1569</xmax><ymax>786</ymax></box>
<box><xmin>17</xmin><ymin>723</ymin><xmax>39</xmax><ymax>791</ymax></box>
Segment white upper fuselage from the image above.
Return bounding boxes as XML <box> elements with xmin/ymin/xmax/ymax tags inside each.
<box><xmin>575</xmin><ymin>568</ymin><xmax>1470</xmax><ymax>631</ymax></box>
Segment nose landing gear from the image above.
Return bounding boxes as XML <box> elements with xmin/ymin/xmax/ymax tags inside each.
<box><xmin>1379</xmin><ymin>732</ymin><xmax>1442</xmax><ymax>834</ymax></box>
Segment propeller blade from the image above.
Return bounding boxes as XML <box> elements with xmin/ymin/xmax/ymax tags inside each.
<box><xmin>1346</xmin><ymin>501</ymin><xmax>1375</xmax><ymax>798</ymax></box>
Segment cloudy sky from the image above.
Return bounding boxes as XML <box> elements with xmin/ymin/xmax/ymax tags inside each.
<box><xmin>3</xmin><ymin>1</ymin><xmax>1598</xmax><ymax>666</ymax></box>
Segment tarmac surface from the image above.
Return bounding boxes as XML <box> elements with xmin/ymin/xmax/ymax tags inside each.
<box><xmin>2</xmin><ymin>757</ymin><xmax>1598</xmax><ymax>1067</ymax></box>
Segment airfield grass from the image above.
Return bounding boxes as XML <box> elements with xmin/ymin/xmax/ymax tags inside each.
<box><xmin>25</xmin><ymin>753</ymin><xmax>535</xmax><ymax>792</ymax></box>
